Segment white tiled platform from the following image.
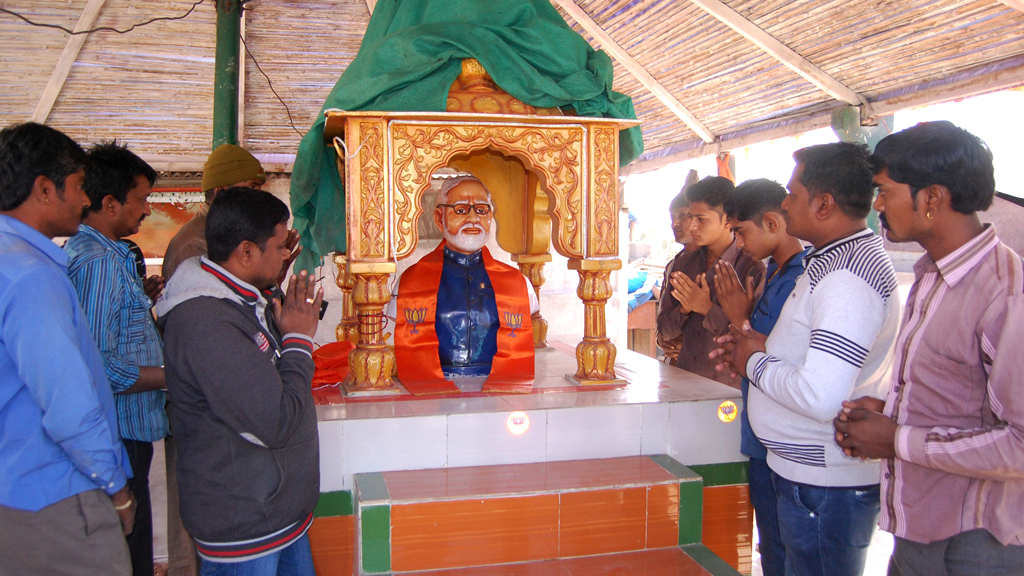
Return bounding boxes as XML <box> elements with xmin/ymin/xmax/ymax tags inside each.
<box><xmin>314</xmin><ymin>340</ymin><xmax>743</xmax><ymax>492</ymax></box>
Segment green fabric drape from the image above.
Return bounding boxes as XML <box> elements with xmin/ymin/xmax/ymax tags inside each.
<box><xmin>289</xmin><ymin>0</ymin><xmax>644</xmax><ymax>271</ymax></box>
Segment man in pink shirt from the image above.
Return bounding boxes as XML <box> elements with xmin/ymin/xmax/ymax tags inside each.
<box><xmin>835</xmin><ymin>121</ymin><xmax>1024</xmax><ymax>575</ymax></box>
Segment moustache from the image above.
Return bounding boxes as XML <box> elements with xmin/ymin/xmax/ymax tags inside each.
<box><xmin>878</xmin><ymin>213</ymin><xmax>889</xmax><ymax>229</ymax></box>
<box><xmin>459</xmin><ymin>223</ymin><xmax>484</xmax><ymax>233</ymax></box>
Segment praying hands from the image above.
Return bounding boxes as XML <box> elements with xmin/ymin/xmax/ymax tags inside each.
<box><xmin>669</xmin><ymin>271</ymin><xmax>712</xmax><ymax>316</ymax></box>
<box><xmin>713</xmin><ymin>260</ymin><xmax>756</xmax><ymax>328</ymax></box>
<box><xmin>708</xmin><ymin>321</ymin><xmax>768</xmax><ymax>379</ymax></box>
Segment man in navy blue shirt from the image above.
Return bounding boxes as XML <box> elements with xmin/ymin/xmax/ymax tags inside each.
<box><xmin>0</xmin><ymin>123</ymin><xmax>134</xmax><ymax>575</ymax></box>
<box><xmin>713</xmin><ymin>178</ymin><xmax>808</xmax><ymax>576</ymax></box>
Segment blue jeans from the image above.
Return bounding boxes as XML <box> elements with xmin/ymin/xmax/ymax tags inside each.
<box><xmin>200</xmin><ymin>533</ymin><xmax>315</xmax><ymax>576</ymax></box>
<box><xmin>771</xmin><ymin>470</ymin><xmax>879</xmax><ymax>576</ymax></box>
<box><xmin>750</xmin><ymin>458</ymin><xmax>786</xmax><ymax>576</ymax></box>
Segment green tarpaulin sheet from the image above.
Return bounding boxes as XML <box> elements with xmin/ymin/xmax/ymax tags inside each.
<box><xmin>289</xmin><ymin>0</ymin><xmax>644</xmax><ymax>271</ymax></box>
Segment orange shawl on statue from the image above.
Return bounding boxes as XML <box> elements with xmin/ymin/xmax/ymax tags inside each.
<box><xmin>395</xmin><ymin>243</ymin><xmax>534</xmax><ymax>395</ymax></box>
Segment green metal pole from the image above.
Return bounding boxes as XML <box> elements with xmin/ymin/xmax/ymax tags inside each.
<box><xmin>831</xmin><ymin>106</ymin><xmax>894</xmax><ymax>234</ymax></box>
<box><xmin>212</xmin><ymin>0</ymin><xmax>241</xmax><ymax>149</ymax></box>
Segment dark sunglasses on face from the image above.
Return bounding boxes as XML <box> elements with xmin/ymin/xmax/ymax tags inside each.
<box><xmin>438</xmin><ymin>203</ymin><xmax>492</xmax><ymax>216</ymax></box>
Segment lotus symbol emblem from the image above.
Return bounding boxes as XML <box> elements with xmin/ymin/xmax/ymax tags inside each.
<box><xmin>404</xmin><ymin>307</ymin><xmax>427</xmax><ymax>334</ymax></box>
<box><xmin>504</xmin><ymin>312</ymin><xmax>523</xmax><ymax>338</ymax></box>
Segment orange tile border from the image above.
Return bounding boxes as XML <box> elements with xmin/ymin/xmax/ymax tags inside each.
<box><xmin>307</xmin><ymin>515</ymin><xmax>354</xmax><ymax>576</ymax></box>
<box><xmin>391</xmin><ymin>494</ymin><xmax>559</xmax><ymax>571</ymax></box>
<box><xmin>383</xmin><ymin>457</ymin><xmax>678</xmax><ymax>502</ymax></box>
<box><xmin>559</xmin><ymin>487</ymin><xmax>647</xmax><ymax>557</ymax></box>
<box><xmin>559</xmin><ymin>547</ymin><xmax>712</xmax><ymax>575</ymax></box>
<box><xmin>646</xmin><ymin>484</ymin><xmax>681</xmax><ymax>549</ymax></box>
<box><xmin>702</xmin><ymin>485</ymin><xmax>753</xmax><ymax>574</ymax></box>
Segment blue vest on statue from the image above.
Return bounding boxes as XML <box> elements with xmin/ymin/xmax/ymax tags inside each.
<box><xmin>435</xmin><ymin>246</ymin><xmax>500</xmax><ymax>377</ymax></box>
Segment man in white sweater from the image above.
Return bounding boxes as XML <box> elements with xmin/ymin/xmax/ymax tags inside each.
<box><xmin>714</xmin><ymin>142</ymin><xmax>900</xmax><ymax>576</ymax></box>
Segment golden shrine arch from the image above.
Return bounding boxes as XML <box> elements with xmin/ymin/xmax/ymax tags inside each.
<box><xmin>325</xmin><ymin>62</ymin><xmax>639</xmax><ymax>395</ymax></box>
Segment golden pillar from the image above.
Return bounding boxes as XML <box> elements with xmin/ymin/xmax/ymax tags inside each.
<box><xmin>332</xmin><ymin>253</ymin><xmax>359</xmax><ymax>344</ymax></box>
<box><xmin>514</xmin><ymin>254</ymin><xmax>552</xmax><ymax>348</ymax></box>
<box><xmin>343</xmin><ymin>266</ymin><xmax>398</xmax><ymax>393</ymax></box>
<box><xmin>569</xmin><ymin>259</ymin><xmax>624</xmax><ymax>384</ymax></box>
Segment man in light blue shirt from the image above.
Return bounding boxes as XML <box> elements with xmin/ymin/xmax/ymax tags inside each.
<box><xmin>0</xmin><ymin>122</ymin><xmax>134</xmax><ymax>575</ymax></box>
<box><xmin>65</xmin><ymin>141</ymin><xmax>166</xmax><ymax>576</ymax></box>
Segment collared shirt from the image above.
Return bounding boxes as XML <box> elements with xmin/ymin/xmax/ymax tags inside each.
<box><xmin>197</xmin><ymin>257</ymin><xmax>276</xmax><ymax>336</ymax></box>
<box><xmin>880</xmin><ymin>225</ymin><xmax>1024</xmax><ymax>546</ymax></box>
<box><xmin>740</xmin><ymin>247</ymin><xmax>809</xmax><ymax>460</ymax></box>
<box><xmin>656</xmin><ymin>239</ymin><xmax>766</xmax><ymax>386</ymax></box>
<box><xmin>0</xmin><ymin>215</ymin><xmax>131</xmax><ymax>511</ymax></box>
<box><xmin>65</xmin><ymin>225</ymin><xmax>167</xmax><ymax>442</ymax></box>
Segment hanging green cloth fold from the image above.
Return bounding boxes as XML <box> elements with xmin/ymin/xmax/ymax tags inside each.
<box><xmin>289</xmin><ymin>0</ymin><xmax>644</xmax><ymax>271</ymax></box>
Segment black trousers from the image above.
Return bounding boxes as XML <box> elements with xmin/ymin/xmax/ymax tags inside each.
<box><xmin>122</xmin><ymin>439</ymin><xmax>154</xmax><ymax>576</ymax></box>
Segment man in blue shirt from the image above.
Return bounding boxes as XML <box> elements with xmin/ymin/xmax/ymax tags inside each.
<box><xmin>0</xmin><ymin>122</ymin><xmax>134</xmax><ymax>575</ymax></box>
<box><xmin>65</xmin><ymin>142</ymin><xmax>166</xmax><ymax>576</ymax></box>
<box><xmin>713</xmin><ymin>178</ymin><xmax>808</xmax><ymax>576</ymax></box>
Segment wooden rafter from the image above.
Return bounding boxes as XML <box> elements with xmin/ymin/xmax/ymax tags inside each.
<box><xmin>687</xmin><ymin>0</ymin><xmax>864</xmax><ymax>106</ymax></box>
<box><xmin>550</xmin><ymin>0</ymin><xmax>716</xmax><ymax>143</ymax></box>
<box><xmin>997</xmin><ymin>0</ymin><xmax>1024</xmax><ymax>12</ymax></box>
<box><xmin>366</xmin><ymin>0</ymin><xmax>377</xmax><ymax>16</ymax></box>
<box><xmin>30</xmin><ymin>0</ymin><xmax>107</xmax><ymax>123</ymax></box>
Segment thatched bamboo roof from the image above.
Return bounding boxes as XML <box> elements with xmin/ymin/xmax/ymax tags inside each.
<box><xmin>2</xmin><ymin>0</ymin><xmax>1022</xmax><ymax>174</ymax></box>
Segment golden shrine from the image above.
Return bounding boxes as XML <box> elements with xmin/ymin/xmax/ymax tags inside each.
<box><xmin>327</xmin><ymin>59</ymin><xmax>639</xmax><ymax>394</ymax></box>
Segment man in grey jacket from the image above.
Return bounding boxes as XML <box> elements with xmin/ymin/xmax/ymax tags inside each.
<box><xmin>156</xmin><ymin>188</ymin><xmax>323</xmax><ymax>575</ymax></box>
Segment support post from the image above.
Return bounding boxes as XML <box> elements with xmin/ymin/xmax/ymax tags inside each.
<box><xmin>568</xmin><ymin>259</ymin><xmax>625</xmax><ymax>385</ymax></box>
<box><xmin>343</xmin><ymin>266</ymin><xmax>398</xmax><ymax>393</ymax></box>
<box><xmin>514</xmin><ymin>253</ymin><xmax>552</xmax><ymax>349</ymax></box>
<box><xmin>213</xmin><ymin>0</ymin><xmax>241</xmax><ymax>148</ymax></box>
<box><xmin>332</xmin><ymin>253</ymin><xmax>359</xmax><ymax>344</ymax></box>
<box><xmin>831</xmin><ymin>106</ymin><xmax>894</xmax><ymax>233</ymax></box>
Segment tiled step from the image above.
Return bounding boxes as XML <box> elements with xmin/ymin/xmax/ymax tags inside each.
<box><xmin>354</xmin><ymin>455</ymin><xmax>710</xmax><ymax>574</ymax></box>
<box><xmin>408</xmin><ymin>545</ymin><xmax>741</xmax><ymax>575</ymax></box>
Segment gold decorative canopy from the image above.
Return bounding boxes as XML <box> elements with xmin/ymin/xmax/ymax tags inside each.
<box><xmin>326</xmin><ymin>63</ymin><xmax>639</xmax><ymax>394</ymax></box>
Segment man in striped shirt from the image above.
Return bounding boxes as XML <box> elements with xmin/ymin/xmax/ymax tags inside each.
<box><xmin>714</xmin><ymin>143</ymin><xmax>901</xmax><ymax>576</ymax></box>
<box><xmin>836</xmin><ymin>122</ymin><xmax>1024</xmax><ymax>575</ymax></box>
<box><xmin>65</xmin><ymin>142</ymin><xmax>166</xmax><ymax>576</ymax></box>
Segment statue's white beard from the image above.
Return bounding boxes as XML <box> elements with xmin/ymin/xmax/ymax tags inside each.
<box><xmin>444</xmin><ymin>222</ymin><xmax>490</xmax><ymax>253</ymax></box>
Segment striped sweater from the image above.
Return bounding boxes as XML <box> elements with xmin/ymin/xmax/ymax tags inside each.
<box><xmin>747</xmin><ymin>229</ymin><xmax>901</xmax><ymax>487</ymax></box>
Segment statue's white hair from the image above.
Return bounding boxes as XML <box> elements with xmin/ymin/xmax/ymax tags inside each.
<box><xmin>435</xmin><ymin>175</ymin><xmax>493</xmax><ymax>207</ymax></box>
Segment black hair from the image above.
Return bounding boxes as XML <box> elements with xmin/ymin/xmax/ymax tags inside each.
<box><xmin>792</xmin><ymin>142</ymin><xmax>873</xmax><ymax>219</ymax></box>
<box><xmin>83</xmin><ymin>141</ymin><xmax>157</xmax><ymax>212</ymax></box>
<box><xmin>0</xmin><ymin>122</ymin><xmax>86</xmax><ymax>211</ymax></box>
<box><xmin>206</xmin><ymin>187</ymin><xmax>290</xmax><ymax>263</ymax></box>
<box><xmin>725</xmin><ymin>179</ymin><xmax>788</xmax><ymax>226</ymax></box>
<box><xmin>684</xmin><ymin>176</ymin><xmax>735</xmax><ymax>213</ymax></box>
<box><xmin>870</xmin><ymin>121</ymin><xmax>994</xmax><ymax>215</ymax></box>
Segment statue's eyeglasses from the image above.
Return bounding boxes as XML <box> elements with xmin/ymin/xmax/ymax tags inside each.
<box><xmin>437</xmin><ymin>203</ymin><xmax>492</xmax><ymax>216</ymax></box>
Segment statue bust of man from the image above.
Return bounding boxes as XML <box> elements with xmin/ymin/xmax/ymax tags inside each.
<box><xmin>387</xmin><ymin>175</ymin><xmax>538</xmax><ymax>394</ymax></box>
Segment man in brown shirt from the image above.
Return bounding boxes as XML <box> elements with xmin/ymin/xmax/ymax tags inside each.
<box><xmin>657</xmin><ymin>176</ymin><xmax>765</xmax><ymax>387</ymax></box>
<box><xmin>657</xmin><ymin>187</ymin><xmax>698</xmax><ymax>362</ymax></box>
<box><xmin>162</xmin><ymin>144</ymin><xmax>267</xmax><ymax>280</ymax></box>
<box><xmin>835</xmin><ymin>122</ymin><xmax>1024</xmax><ymax>575</ymax></box>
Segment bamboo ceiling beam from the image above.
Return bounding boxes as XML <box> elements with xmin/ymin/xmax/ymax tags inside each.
<box><xmin>30</xmin><ymin>0</ymin><xmax>107</xmax><ymax>123</ymax></box>
<box><xmin>687</xmin><ymin>0</ymin><xmax>865</xmax><ymax>107</ymax></box>
<box><xmin>366</xmin><ymin>0</ymin><xmax>377</xmax><ymax>16</ymax></box>
<box><xmin>996</xmin><ymin>0</ymin><xmax>1024</xmax><ymax>12</ymax></box>
<box><xmin>550</xmin><ymin>0</ymin><xmax>716</xmax><ymax>143</ymax></box>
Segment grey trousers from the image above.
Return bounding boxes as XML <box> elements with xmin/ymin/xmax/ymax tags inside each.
<box><xmin>888</xmin><ymin>529</ymin><xmax>1024</xmax><ymax>576</ymax></box>
<box><xmin>0</xmin><ymin>489</ymin><xmax>131</xmax><ymax>576</ymax></box>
